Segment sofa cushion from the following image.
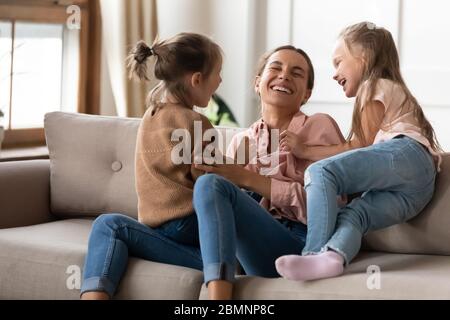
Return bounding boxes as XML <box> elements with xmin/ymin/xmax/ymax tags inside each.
<box><xmin>199</xmin><ymin>251</ymin><xmax>450</xmax><ymax>299</ymax></box>
<box><xmin>44</xmin><ymin>112</ymin><xmax>245</xmax><ymax>219</ymax></box>
<box><xmin>0</xmin><ymin>218</ymin><xmax>203</xmax><ymax>299</ymax></box>
<box><xmin>363</xmin><ymin>153</ymin><xmax>450</xmax><ymax>256</ymax></box>
<box><xmin>45</xmin><ymin>112</ymin><xmax>140</xmax><ymax>218</ymax></box>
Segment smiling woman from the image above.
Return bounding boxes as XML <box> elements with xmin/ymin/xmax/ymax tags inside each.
<box><xmin>191</xmin><ymin>45</ymin><xmax>345</xmax><ymax>299</ymax></box>
<box><xmin>254</xmin><ymin>46</ymin><xmax>314</xmax><ymax>117</ymax></box>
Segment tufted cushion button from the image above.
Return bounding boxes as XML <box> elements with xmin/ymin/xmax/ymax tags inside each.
<box><xmin>111</xmin><ymin>161</ymin><xmax>122</xmax><ymax>172</ymax></box>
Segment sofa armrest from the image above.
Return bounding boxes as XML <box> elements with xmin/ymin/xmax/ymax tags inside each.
<box><xmin>0</xmin><ymin>160</ymin><xmax>54</xmax><ymax>229</ymax></box>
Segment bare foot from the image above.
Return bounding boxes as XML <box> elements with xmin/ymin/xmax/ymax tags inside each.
<box><xmin>208</xmin><ymin>280</ymin><xmax>233</xmax><ymax>300</ymax></box>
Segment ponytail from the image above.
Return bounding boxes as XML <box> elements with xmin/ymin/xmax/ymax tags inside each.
<box><xmin>127</xmin><ymin>40</ymin><xmax>155</xmax><ymax>81</ymax></box>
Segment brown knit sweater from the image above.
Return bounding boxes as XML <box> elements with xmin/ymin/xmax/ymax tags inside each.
<box><xmin>135</xmin><ymin>103</ymin><xmax>214</xmax><ymax>227</ymax></box>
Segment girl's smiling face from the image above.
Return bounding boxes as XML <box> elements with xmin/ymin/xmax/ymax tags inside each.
<box><xmin>255</xmin><ymin>49</ymin><xmax>312</xmax><ymax>111</ymax></box>
<box><xmin>332</xmin><ymin>39</ymin><xmax>366</xmax><ymax>97</ymax></box>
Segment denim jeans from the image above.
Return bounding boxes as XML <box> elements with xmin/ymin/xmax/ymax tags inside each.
<box><xmin>81</xmin><ymin>176</ymin><xmax>307</xmax><ymax>297</ymax></box>
<box><xmin>193</xmin><ymin>174</ymin><xmax>307</xmax><ymax>284</ymax></box>
<box><xmin>81</xmin><ymin>213</ymin><xmax>203</xmax><ymax>297</ymax></box>
<box><xmin>302</xmin><ymin>135</ymin><xmax>436</xmax><ymax>264</ymax></box>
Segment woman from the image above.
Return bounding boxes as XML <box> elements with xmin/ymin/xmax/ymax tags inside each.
<box><xmin>193</xmin><ymin>45</ymin><xmax>345</xmax><ymax>299</ymax></box>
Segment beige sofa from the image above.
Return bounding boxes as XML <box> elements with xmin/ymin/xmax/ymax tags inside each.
<box><xmin>1</xmin><ymin>111</ymin><xmax>450</xmax><ymax>299</ymax></box>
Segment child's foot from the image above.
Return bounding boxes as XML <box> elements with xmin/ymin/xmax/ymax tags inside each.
<box><xmin>275</xmin><ymin>250</ymin><xmax>344</xmax><ymax>281</ymax></box>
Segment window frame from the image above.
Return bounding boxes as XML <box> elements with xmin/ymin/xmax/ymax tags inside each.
<box><xmin>0</xmin><ymin>0</ymin><xmax>101</xmax><ymax>148</ymax></box>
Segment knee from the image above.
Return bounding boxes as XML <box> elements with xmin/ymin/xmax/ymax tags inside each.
<box><xmin>193</xmin><ymin>174</ymin><xmax>236</xmax><ymax>210</ymax></box>
<box><xmin>195</xmin><ymin>173</ymin><xmax>220</xmax><ymax>190</ymax></box>
<box><xmin>194</xmin><ymin>174</ymin><xmax>230</xmax><ymax>196</ymax></box>
<box><xmin>91</xmin><ymin>213</ymin><xmax>126</xmax><ymax>233</ymax></box>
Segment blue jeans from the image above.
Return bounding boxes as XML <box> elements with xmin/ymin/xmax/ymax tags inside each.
<box><xmin>81</xmin><ymin>176</ymin><xmax>307</xmax><ymax>296</ymax></box>
<box><xmin>81</xmin><ymin>213</ymin><xmax>203</xmax><ymax>297</ymax></box>
<box><xmin>193</xmin><ymin>174</ymin><xmax>307</xmax><ymax>284</ymax></box>
<box><xmin>302</xmin><ymin>136</ymin><xmax>436</xmax><ymax>264</ymax></box>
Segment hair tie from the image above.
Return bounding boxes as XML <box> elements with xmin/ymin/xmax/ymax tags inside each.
<box><xmin>135</xmin><ymin>45</ymin><xmax>154</xmax><ymax>64</ymax></box>
<box><xmin>147</xmin><ymin>46</ymin><xmax>155</xmax><ymax>56</ymax></box>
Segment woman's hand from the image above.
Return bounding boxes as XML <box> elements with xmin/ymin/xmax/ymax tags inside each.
<box><xmin>280</xmin><ymin>130</ymin><xmax>307</xmax><ymax>159</ymax></box>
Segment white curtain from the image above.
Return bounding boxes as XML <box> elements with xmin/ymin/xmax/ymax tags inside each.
<box><xmin>100</xmin><ymin>0</ymin><xmax>158</xmax><ymax>117</ymax></box>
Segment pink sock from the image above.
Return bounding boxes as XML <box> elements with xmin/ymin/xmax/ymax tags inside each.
<box><xmin>275</xmin><ymin>250</ymin><xmax>344</xmax><ymax>281</ymax></box>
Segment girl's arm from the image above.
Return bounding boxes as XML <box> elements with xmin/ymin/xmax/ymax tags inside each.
<box><xmin>297</xmin><ymin>100</ymin><xmax>385</xmax><ymax>161</ymax></box>
<box><xmin>241</xmin><ymin>171</ymin><xmax>271</xmax><ymax>199</ymax></box>
<box><xmin>193</xmin><ymin>162</ymin><xmax>272</xmax><ymax>199</ymax></box>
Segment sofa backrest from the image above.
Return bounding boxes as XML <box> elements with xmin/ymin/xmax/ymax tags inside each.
<box><xmin>44</xmin><ymin>111</ymin><xmax>245</xmax><ymax>219</ymax></box>
<box><xmin>363</xmin><ymin>153</ymin><xmax>450</xmax><ymax>256</ymax></box>
<box><xmin>45</xmin><ymin>111</ymin><xmax>450</xmax><ymax>256</ymax></box>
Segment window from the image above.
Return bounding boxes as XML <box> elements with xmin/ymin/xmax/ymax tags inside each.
<box><xmin>265</xmin><ymin>0</ymin><xmax>450</xmax><ymax>151</ymax></box>
<box><xmin>0</xmin><ymin>0</ymin><xmax>101</xmax><ymax>148</ymax></box>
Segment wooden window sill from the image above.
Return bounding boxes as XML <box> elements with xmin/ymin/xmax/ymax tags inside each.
<box><xmin>0</xmin><ymin>145</ymin><xmax>49</xmax><ymax>162</ymax></box>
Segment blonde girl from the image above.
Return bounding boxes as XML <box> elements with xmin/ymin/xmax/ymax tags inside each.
<box><xmin>276</xmin><ymin>22</ymin><xmax>441</xmax><ymax>281</ymax></box>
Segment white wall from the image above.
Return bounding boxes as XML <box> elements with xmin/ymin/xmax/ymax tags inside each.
<box><xmin>400</xmin><ymin>0</ymin><xmax>450</xmax><ymax>151</ymax></box>
<box><xmin>100</xmin><ymin>38</ymin><xmax>117</xmax><ymax>116</ymax></box>
<box><xmin>100</xmin><ymin>0</ymin><xmax>450</xmax><ymax>151</ymax></box>
<box><xmin>155</xmin><ymin>0</ymin><xmax>264</xmax><ymax>127</ymax></box>
<box><xmin>267</xmin><ymin>0</ymin><xmax>450</xmax><ymax>149</ymax></box>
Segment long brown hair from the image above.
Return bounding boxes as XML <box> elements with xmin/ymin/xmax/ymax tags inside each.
<box><xmin>127</xmin><ymin>32</ymin><xmax>222</xmax><ymax>110</ymax></box>
<box><xmin>341</xmin><ymin>22</ymin><xmax>441</xmax><ymax>151</ymax></box>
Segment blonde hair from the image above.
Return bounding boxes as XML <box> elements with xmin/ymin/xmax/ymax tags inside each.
<box><xmin>126</xmin><ymin>32</ymin><xmax>222</xmax><ymax>111</ymax></box>
<box><xmin>341</xmin><ymin>22</ymin><xmax>441</xmax><ymax>151</ymax></box>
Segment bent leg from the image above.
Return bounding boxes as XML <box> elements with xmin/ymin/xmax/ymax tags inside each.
<box><xmin>193</xmin><ymin>174</ymin><xmax>306</xmax><ymax>285</ymax></box>
<box><xmin>278</xmin><ymin>137</ymin><xmax>436</xmax><ymax>281</ymax></box>
<box><xmin>81</xmin><ymin>213</ymin><xmax>202</xmax><ymax>298</ymax></box>
<box><xmin>326</xmin><ymin>184</ymin><xmax>435</xmax><ymax>264</ymax></box>
<box><xmin>303</xmin><ymin>138</ymin><xmax>435</xmax><ymax>255</ymax></box>
<box><xmin>277</xmin><ymin>186</ymin><xmax>434</xmax><ymax>281</ymax></box>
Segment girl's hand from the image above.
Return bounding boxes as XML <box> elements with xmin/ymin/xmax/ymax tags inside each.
<box><xmin>280</xmin><ymin>130</ymin><xmax>307</xmax><ymax>159</ymax></box>
<box><xmin>193</xmin><ymin>162</ymin><xmax>251</xmax><ymax>187</ymax></box>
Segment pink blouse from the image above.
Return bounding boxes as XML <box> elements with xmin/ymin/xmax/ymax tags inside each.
<box><xmin>227</xmin><ymin>111</ymin><xmax>345</xmax><ymax>224</ymax></box>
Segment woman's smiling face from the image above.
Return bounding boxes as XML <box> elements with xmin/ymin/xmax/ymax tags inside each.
<box><xmin>256</xmin><ymin>49</ymin><xmax>312</xmax><ymax>110</ymax></box>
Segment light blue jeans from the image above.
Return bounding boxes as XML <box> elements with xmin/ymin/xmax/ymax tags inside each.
<box><xmin>81</xmin><ymin>213</ymin><xmax>203</xmax><ymax>297</ymax></box>
<box><xmin>81</xmin><ymin>175</ymin><xmax>307</xmax><ymax>297</ymax></box>
<box><xmin>193</xmin><ymin>174</ymin><xmax>307</xmax><ymax>284</ymax></box>
<box><xmin>302</xmin><ymin>135</ymin><xmax>436</xmax><ymax>264</ymax></box>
